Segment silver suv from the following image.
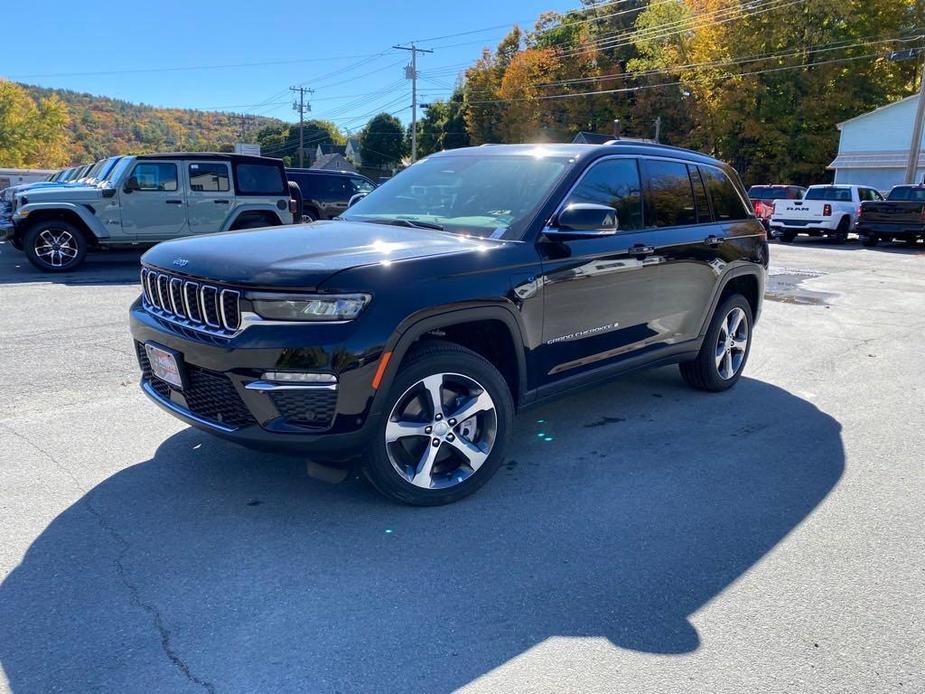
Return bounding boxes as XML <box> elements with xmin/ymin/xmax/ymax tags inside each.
<box><xmin>4</xmin><ymin>153</ymin><xmax>295</xmax><ymax>272</ymax></box>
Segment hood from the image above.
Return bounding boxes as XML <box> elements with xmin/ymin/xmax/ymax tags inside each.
<box><xmin>18</xmin><ymin>184</ymin><xmax>104</xmax><ymax>204</ymax></box>
<box><xmin>141</xmin><ymin>220</ymin><xmax>503</xmax><ymax>289</ymax></box>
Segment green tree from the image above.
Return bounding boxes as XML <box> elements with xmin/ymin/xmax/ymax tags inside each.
<box><xmin>0</xmin><ymin>80</ymin><xmax>70</xmax><ymax>167</ymax></box>
<box><xmin>360</xmin><ymin>113</ymin><xmax>406</xmax><ymax>168</ymax></box>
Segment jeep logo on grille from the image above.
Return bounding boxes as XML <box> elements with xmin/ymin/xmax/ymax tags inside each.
<box><xmin>172</xmin><ymin>257</ymin><xmax>190</xmax><ymax>268</ymax></box>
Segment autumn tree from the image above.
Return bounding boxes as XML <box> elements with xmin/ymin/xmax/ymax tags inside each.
<box><xmin>0</xmin><ymin>80</ymin><xmax>70</xmax><ymax>168</ymax></box>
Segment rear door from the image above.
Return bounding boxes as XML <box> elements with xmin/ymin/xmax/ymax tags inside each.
<box><xmin>120</xmin><ymin>160</ymin><xmax>188</xmax><ymax>240</ymax></box>
<box><xmin>317</xmin><ymin>175</ymin><xmax>353</xmax><ymax>218</ymax></box>
<box><xmin>186</xmin><ymin>161</ymin><xmax>234</xmax><ymax>234</ymax></box>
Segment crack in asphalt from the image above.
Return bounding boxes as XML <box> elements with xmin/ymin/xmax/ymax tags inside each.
<box><xmin>0</xmin><ymin>424</ymin><xmax>216</xmax><ymax>694</ymax></box>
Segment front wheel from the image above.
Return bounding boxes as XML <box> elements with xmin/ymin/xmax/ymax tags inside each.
<box><xmin>23</xmin><ymin>220</ymin><xmax>88</xmax><ymax>272</ymax></box>
<box><xmin>679</xmin><ymin>294</ymin><xmax>753</xmax><ymax>392</ymax></box>
<box><xmin>363</xmin><ymin>341</ymin><xmax>513</xmax><ymax>506</ymax></box>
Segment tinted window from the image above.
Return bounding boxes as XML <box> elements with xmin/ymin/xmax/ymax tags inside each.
<box><xmin>236</xmin><ymin>163</ymin><xmax>286</xmax><ymax>195</ymax></box>
<box><xmin>805</xmin><ymin>187</ymin><xmax>852</xmax><ymax>202</ymax></box>
<box><xmin>129</xmin><ymin>163</ymin><xmax>178</xmax><ymax>192</ymax></box>
<box><xmin>189</xmin><ymin>162</ymin><xmax>230</xmax><ymax>192</ymax></box>
<box><xmin>701</xmin><ymin>166</ymin><xmax>750</xmax><ymax>220</ymax></box>
<box><xmin>887</xmin><ymin>186</ymin><xmax>925</xmax><ymax>201</ymax></box>
<box><xmin>350</xmin><ymin>177</ymin><xmax>375</xmax><ymax>195</ymax></box>
<box><xmin>689</xmin><ymin>165</ymin><xmax>712</xmax><ymax>223</ymax></box>
<box><xmin>288</xmin><ymin>174</ymin><xmax>320</xmax><ymax>197</ymax></box>
<box><xmin>646</xmin><ymin>159</ymin><xmax>696</xmax><ymax>227</ymax></box>
<box><xmin>748</xmin><ymin>186</ymin><xmax>775</xmax><ymax>200</ymax></box>
<box><xmin>565</xmin><ymin>158</ymin><xmax>643</xmax><ymax>230</ymax></box>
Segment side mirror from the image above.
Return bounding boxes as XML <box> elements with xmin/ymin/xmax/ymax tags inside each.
<box><xmin>545</xmin><ymin>203</ymin><xmax>619</xmax><ymax>239</ymax></box>
<box><xmin>348</xmin><ymin>192</ymin><xmax>367</xmax><ymax>208</ymax></box>
<box><xmin>123</xmin><ymin>176</ymin><xmax>140</xmax><ymax>193</ymax></box>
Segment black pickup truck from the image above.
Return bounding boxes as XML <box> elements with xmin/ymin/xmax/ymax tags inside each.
<box><xmin>857</xmin><ymin>185</ymin><xmax>925</xmax><ymax>247</ymax></box>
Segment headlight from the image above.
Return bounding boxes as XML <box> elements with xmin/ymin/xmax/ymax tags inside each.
<box><xmin>252</xmin><ymin>294</ymin><xmax>371</xmax><ymax>321</ymax></box>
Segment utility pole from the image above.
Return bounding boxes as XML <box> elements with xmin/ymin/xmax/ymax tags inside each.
<box><xmin>904</xmin><ymin>59</ymin><xmax>925</xmax><ymax>183</ymax></box>
<box><xmin>393</xmin><ymin>43</ymin><xmax>433</xmax><ymax>163</ymax></box>
<box><xmin>290</xmin><ymin>85</ymin><xmax>313</xmax><ymax>167</ymax></box>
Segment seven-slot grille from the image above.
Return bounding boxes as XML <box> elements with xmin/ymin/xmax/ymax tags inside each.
<box><xmin>140</xmin><ymin>267</ymin><xmax>241</xmax><ymax>333</ymax></box>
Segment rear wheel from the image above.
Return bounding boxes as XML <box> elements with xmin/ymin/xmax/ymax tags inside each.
<box><xmin>861</xmin><ymin>234</ymin><xmax>879</xmax><ymax>247</ymax></box>
<box><xmin>780</xmin><ymin>231</ymin><xmax>797</xmax><ymax>243</ymax></box>
<box><xmin>679</xmin><ymin>294</ymin><xmax>753</xmax><ymax>392</ymax></box>
<box><xmin>23</xmin><ymin>220</ymin><xmax>88</xmax><ymax>272</ymax></box>
<box><xmin>363</xmin><ymin>341</ymin><xmax>513</xmax><ymax>506</ymax></box>
<box><xmin>832</xmin><ymin>216</ymin><xmax>850</xmax><ymax>243</ymax></box>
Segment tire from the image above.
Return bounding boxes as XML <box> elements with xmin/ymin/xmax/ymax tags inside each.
<box><xmin>861</xmin><ymin>234</ymin><xmax>879</xmax><ymax>248</ymax></box>
<box><xmin>301</xmin><ymin>211</ymin><xmax>317</xmax><ymax>223</ymax></box>
<box><xmin>23</xmin><ymin>220</ymin><xmax>88</xmax><ymax>272</ymax></box>
<box><xmin>780</xmin><ymin>231</ymin><xmax>797</xmax><ymax>243</ymax></box>
<box><xmin>832</xmin><ymin>217</ymin><xmax>850</xmax><ymax>244</ymax></box>
<box><xmin>679</xmin><ymin>294</ymin><xmax>753</xmax><ymax>392</ymax></box>
<box><xmin>363</xmin><ymin>340</ymin><xmax>514</xmax><ymax>506</ymax></box>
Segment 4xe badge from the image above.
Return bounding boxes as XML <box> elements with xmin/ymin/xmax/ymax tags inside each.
<box><xmin>172</xmin><ymin>257</ymin><xmax>189</xmax><ymax>268</ymax></box>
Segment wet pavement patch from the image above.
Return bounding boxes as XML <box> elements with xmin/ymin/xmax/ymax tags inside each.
<box><xmin>765</xmin><ymin>269</ymin><xmax>836</xmax><ymax>306</ymax></box>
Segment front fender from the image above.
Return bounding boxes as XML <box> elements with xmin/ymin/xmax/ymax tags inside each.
<box><xmin>370</xmin><ymin>302</ymin><xmax>530</xmax><ymax>414</ymax></box>
<box><xmin>15</xmin><ymin>202</ymin><xmax>110</xmax><ymax>239</ymax></box>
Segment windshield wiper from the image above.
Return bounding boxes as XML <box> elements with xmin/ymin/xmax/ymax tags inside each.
<box><xmin>361</xmin><ymin>217</ymin><xmax>446</xmax><ymax>231</ymax></box>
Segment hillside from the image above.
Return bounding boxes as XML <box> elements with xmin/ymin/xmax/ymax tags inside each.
<box><xmin>20</xmin><ymin>84</ymin><xmax>285</xmax><ymax>163</ymax></box>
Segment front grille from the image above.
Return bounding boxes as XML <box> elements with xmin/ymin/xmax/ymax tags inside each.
<box><xmin>140</xmin><ymin>267</ymin><xmax>241</xmax><ymax>335</ymax></box>
<box><xmin>270</xmin><ymin>390</ymin><xmax>337</xmax><ymax>429</ymax></box>
<box><xmin>135</xmin><ymin>342</ymin><xmax>256</xmax><ymax>428</ymax></box>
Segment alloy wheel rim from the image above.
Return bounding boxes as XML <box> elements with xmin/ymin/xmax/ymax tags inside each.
<box><xmin>385</xmin><ymin>372</ymin><xmax>497</xmax><ymax>490</ymax></box>
<box><xmin>715</xmin><ymin>307</ymin><xmax>748</xmax><ymax>380</ymax></box>
<box><xmin>35</xmin><ymin>228</ymin><xmax>78</xmax><ymax>268</ymax></box>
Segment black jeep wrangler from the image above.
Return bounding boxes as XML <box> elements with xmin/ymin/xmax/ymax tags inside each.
<box><xmin>130</xmin><ymin>142</ymin><xmax>767</xmax><ymax>505</ymax></box>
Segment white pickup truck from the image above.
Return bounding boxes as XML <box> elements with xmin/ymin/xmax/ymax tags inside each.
<box><xmin>769</xmin><ymin>184</ymin><xmax>883</xmax><ymax>243</ymax></box>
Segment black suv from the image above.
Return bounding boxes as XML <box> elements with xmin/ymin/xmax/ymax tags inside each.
<box><xmin>130</xmin><ymin>143</ymin><xmax>767</xmax><ymax>505</ymax></box>
<box><xmin>286</xmin><ymin>168</ymin><xmax>376</xmax><ymax>222</ymax></box>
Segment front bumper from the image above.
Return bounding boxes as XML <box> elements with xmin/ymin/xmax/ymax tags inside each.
<box><xmin>130</xmin><ymin>300</ymin><xmax>384</xmax><ymax>462</ymax></box>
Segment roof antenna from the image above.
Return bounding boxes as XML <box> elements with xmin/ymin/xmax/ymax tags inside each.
<box><xmin>612</xmin><ymin>119</ymin><xmax>621</xmax><ymax>139</ymax></box>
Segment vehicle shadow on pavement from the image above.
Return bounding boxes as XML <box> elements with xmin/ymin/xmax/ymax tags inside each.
<box><xmin>771</xmin><ymin>238</ymin><xmax>923</xmax><ymax>254</ymax></box>
<box><xmin>0</xmin><ymin>373</ymin><xmax>844</xmax><ymax>693</ymax></box>
<box><xmin>0</xmin><ymin>242</ymin><xmax>143</xmax><ymax>286</ymax></box>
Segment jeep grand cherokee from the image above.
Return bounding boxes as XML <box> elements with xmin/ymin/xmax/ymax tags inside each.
<box><xmin>130</xmin><ymin>142</ymin><xmax>767</xmax><ymax>505</ymax></box>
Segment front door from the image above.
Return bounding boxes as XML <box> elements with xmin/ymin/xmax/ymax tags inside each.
<box><xmin>120</xmin><ymin>160</ymin><xmax>188</xmax><ymax>240</ymax></box>
<box><xmin>186</xmin><ymin>161</ymin><xmax>234</xmax><ymax>234</ymax></box>
<box><xmin>537</xmin><ymin>157</ymin><xmax>659</xmax><ymax>382</ymax></box>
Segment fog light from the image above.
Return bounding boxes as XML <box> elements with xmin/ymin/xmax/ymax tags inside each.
<box><xmin>261</xmin><ymin>372</ymin><xmax>337</xmax><ymax>384</ymax></box>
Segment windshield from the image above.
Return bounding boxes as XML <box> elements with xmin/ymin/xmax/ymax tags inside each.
<box><xmin>887</xmin><ymin>186</ymin><xmax>925</xmax><ymax>201</ymax></box>
<box><xmin>805</xmin><ymin>186</ymin><xmax>852</xmax><ymax>202</ymax></box>
<box><xmin>342</xmin><ymin>153</ymin><xmax>571</xmax><ymax>239</ymax></box>
<box><xmin>102</xmin><ymin>157</ymin><xmax>133</xmax><ymax>186</ymax></box>
<box><xmin>83</xmin><ymin>159</ymin><xmax>106</xmax><ymax>181</ymax></box>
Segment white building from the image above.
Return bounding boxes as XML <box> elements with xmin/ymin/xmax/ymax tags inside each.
<box><xmin>828</xmin><ymin>94</ymin><xmax>925</xmax><ymax>191</ymax></box>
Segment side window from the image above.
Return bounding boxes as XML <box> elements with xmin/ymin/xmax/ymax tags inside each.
<box><xmin>235</xmin><ymin>163</ymin><xmax>286</xmax><ymax>195</ymax></box>
<box><xmin>688</xmin><ymin>165</ymin><xmax>712</xmax><ymax>223</ymax></box>
<box><xmin>188</xmin><ymin>162</ymin><xmax>230</xmax><ymax>192</ymax></box>
<box><xmin>129</xmin><ymin>163</ymin><xmax>178</xmax><ymax>192</ymax></box>
<box><xmin>350</xmin><ymin>177</ymin><xmax>375</xmax><ymax>195</ymax></box>
<box><xmin>565</xmin><ymin>158</ymin><xmax>643</xmax><ymax>230</ymax></box>
<box><xmin>646</xmin><ymin>159</ymin><xmax>696</xmax><ymax>227</ymax></box>
<box><xmin>700</xmin><ymin>166</ymin><xmax>750</xmax><ymax>221</ymax></box>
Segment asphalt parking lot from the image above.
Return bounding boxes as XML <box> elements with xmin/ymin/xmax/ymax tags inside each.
<box><xmin>0</xmin><ymin>238</ymin><xmax>922</xmax><ymax>693</ymax></box>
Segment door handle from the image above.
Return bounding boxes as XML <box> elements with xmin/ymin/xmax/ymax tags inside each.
<box><xmin>704</xmin><ymin>235</ymin><xmax>726</xmax><ymax>247</ymax></box>
<box><xmin>165</xmin><ymin>199</ymin><xmax>183</xmax><ymax>205</ymax></box>
<box><xmin>630</xmin><ymin>244</ymin><xmax>655</xmax><ymax>256</ymax></box>
<box><xmin>213</xmin><ymin>199</ymin><xmax>230</xmax><ymax>204</ymax></box>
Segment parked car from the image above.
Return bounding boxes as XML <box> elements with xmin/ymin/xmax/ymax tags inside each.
<box><xmin>857</xmin><ymin>184</ymin><xmax>925</xmax><ymax>247</ymax></box>
<box><xmin>747</xmin><ymin>184</ymin><xmax>805</xmax><ymax>229</ymax></box>
<box><xmin>286</xmin><ymin>168</ymin><xmax>376</xmax><ymax>221</ymax></box>
<box><xmin>769</xmin><ymin>184</ymin><xmax>883</xmax><ymax>243</ymax></box>
<box><xmin>4</xmin><ymin>153</ymin><xmax>295</xmax><ymax>272</ymax></box>
<box><xmin>130</xmin><ymin>141</ymin><xmax>767</xmax><ymax>505</ymax></box>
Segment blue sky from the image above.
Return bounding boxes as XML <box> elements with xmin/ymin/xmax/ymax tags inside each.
<box><xmin>3</xmin><ymin>0</ymin><xmax>567</xmax><ymax>134</ymax></box>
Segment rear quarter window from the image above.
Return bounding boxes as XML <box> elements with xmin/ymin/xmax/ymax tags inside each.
<box><xmin>700</xmin><ymin>166</ymin><xmax>750</xmax><ymax>221</ymax></box>
<box><xmin>235</xmin><ymin>163</ymin><xmax>287</xmax><ymax>195</ymax></box>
